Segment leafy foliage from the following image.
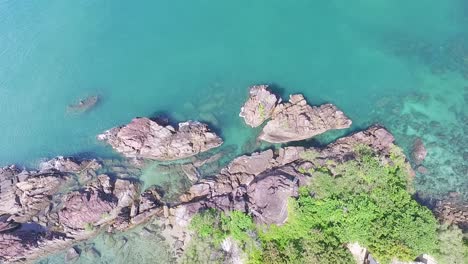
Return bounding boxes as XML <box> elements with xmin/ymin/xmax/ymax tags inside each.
<box><xmin>256</xmin><ymin>145</ymin><xmax>438</xmax><ymax>264</ymax></box>
<box><xmin>188</xmin><ymin>209</ymin><xmax>257</xmax><ymax>263</ymax></box>
<box><xmin>433</xmin><ymin>224</ymin><xmax>466</xmax><ymax>264</ymax></box>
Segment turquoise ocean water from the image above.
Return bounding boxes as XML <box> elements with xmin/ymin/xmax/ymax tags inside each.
<box><xmin>0</xmin><ymin>1</ymin><xmax>467</xmax><ymax>263</ymax></box>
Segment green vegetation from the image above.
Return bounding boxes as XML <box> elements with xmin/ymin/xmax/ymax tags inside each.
<box><xmin>298</xmin><ymin>149</ymin><xmax>319</xmax><ymax>162</ymax></box>
<box><xmin>187</xmin><ymin>145</ymin><xmax>464</xmax><ymax>264</ymax></box>
<box><xmin>184</xmin><ymin>209</ymin><xmax>257</xmax><ymax>263</ymax></box>
<box><xmin>259</xmin><ymin>146</ymin><xmax>437</xmax><ymax>263</ymax></box>
<box><xmin>257</xmin><ymin>103</ymin><xmax>266</xmax><ymax>119</ymax></box>
<box><xmin>433</xmin><ymin>224</ymin><xmax>467</xmax><ymax>264</ymax></box>
<box><xmin>84</xmin><ymin>222</ymin><xmax>94</xmax><ymax>232</ymax></box>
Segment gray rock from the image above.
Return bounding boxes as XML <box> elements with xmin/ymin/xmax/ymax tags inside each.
<box><xmin>98</xmin><ymin>118</ymin><xmax>223</xmax><ymax>161</ymax></box>
<box><xmin>259</xmin><ymin>94</ymin><xmax>352</xmax><ymax>143</ymax></box>
<box><xmin>239</xmin><ymin>85</ymin><xmax>280</xmax><ymax>127</ymax></box>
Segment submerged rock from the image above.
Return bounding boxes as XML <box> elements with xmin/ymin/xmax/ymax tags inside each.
<box><xmin>98</xmin><ymin>117</ymin><xmax>223</xmax><ymax>161</ymax></box>
<box><xmin>412</xmin><ymin>138</ymin><xmax>427</xmax><ymax>165</ymax></box>
<box><xmin>67</xmin><ymin>95</ymin><xmax>99</xmax><ymax>113</ymax></box>
<box><xmin>434</xmin><ymin>197</ymin><xmax>468</xmax><ymax>231</ymax></box>
<box><xmin>239</xmin><ymin>85</ymin><xmax>280</xmax><ymax>127</ymax></box>
<box><xmin>259</xmin><ymin>94</ymin><xmax>352</xmax><ymax>143</ymax></box>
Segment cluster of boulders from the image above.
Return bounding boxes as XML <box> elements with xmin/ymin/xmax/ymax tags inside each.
<box><xmin>239</xmin><ymin>85</ymin><xmax>352</xmax><ymax>143</ymax></box>
<box><xmin>0</xmin><ymin>122</ymin><xmax>400</xmax><ymax>263</ymax></box>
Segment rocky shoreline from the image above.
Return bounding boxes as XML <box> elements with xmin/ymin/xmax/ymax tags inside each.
<box><xmin>0</xmin><ymin>86</ymin><xmax>465</xmax><ymax>263</ymax></box>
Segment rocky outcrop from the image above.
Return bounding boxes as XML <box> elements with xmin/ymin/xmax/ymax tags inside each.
<box><xmin>239</xmin><ymin>87</ymin><xmax>352</xmax><ymax>143</ymax></box>
<box><xmin>259</xmin><ymin>94</ymin><xmax>352</xmax><ymax>143</ymax></box>
<box><xmin>0</xmin><ymin>166</ymin><xmax>66</xmax><ymax>223</ymax></box>
<box><xmin>0</xmin><ymin>157</ymin><xmax>103</xmax><ymax>224</ymax></box>
<box><xmin>179</xmin><ymin>125</ymin><xmax>397</xmax><ymax>225</ymax></box>
<box><xmin>239</xmin><ymin>85</ymin><xmax>280</xmax><ymax>127</ymax></box>
<box><xmin>0</xmin><ymin>165</ymin><xmax>139</xmax><ymax>263</ymax></box>
<box><xmin>0</xmin><ymin>125</ymin><xmax>403</xmax><ymax>263</ymax></box>
<box><xmin>98</xmin><ymin>118</ymin><xmax>223</xmax><ymax>161</ymax></box>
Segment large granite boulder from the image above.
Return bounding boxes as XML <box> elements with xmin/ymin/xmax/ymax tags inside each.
<box><xmin>98</xmin><ymin>118</ymin><xmax>223</xmax><ymax>161</ymax></box>
<box><xmin>247</xmin><ymin>171</ymin><xmax>299</xmax><ymax>224</ymax></box>
<box><xmin>259</xmin><ymin>94</ymin><xmax>352</xmax><ymax>143</ymax></box>
<box><xmin>239</xmin><ymin>85</ymin><xmax>280</xmax><ymax>127</ymax></box>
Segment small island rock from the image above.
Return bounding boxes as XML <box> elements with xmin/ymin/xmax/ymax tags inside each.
<box><xmin>98</xmin><ymin>117</ymin><xmax>223</xmax><ymax>161</ymax></box>
<box><xmin>239</xmin><ymin>85</ymin><xmax>280</xmax><ymax>127</ymax></box>
<box><xmin>259</xmin><ymin>94</ymin><xmax>352</xmax><ymax>143</ymax></box>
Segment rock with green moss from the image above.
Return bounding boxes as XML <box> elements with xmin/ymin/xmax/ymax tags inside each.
<box><xmin>239</xmin><ymin>85</ymin><xmax>280</xmax><ymax>127</ymax></box>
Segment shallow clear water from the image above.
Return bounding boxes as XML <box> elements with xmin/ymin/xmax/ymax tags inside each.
<box><xmin>0</xmin><ymin>0</ymin><xmax>467</xmax><ymax>263</ymax></box>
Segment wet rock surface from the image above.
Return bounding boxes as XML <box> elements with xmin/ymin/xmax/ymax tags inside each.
<box><xmin>98</xmin><ymin>117</ymin><xmax>223</xmax><ymax>161</ymax></box>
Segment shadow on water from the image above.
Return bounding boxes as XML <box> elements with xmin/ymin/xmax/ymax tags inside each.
<box><xmin>266</xmin><ymin>83</ymin><xmax>287</xmax><ymax>99</ymax></box>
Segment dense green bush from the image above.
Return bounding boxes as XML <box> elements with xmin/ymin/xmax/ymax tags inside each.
<box><xmin>186</xmin><ymin>209</ymin><xmax>258</xmax><ymax>263</ymax></box>
<box><xmin>257</xmin><ymin>145</ymin><xmax>438</xmax><ymax>264</ymax></box>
